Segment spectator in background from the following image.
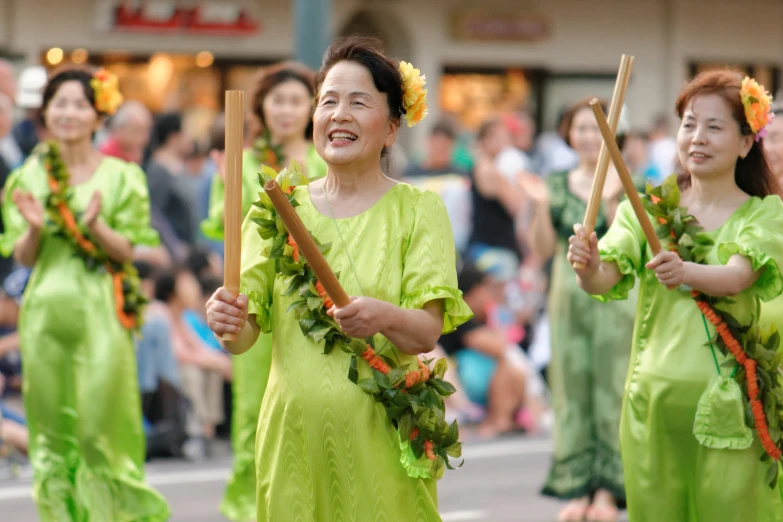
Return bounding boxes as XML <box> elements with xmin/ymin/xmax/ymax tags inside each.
<box><xmin>146</xmin><ymin>112</ymin><xmax>198</xmax><ymax>245</ymax></box>
<box><xmin>496</xmin><ymin>112</ymin><xmax>534</xmax><ymax>178</ymax></box>
<box><xmin>100</xmin><ymin>100</ymin><xmax>153</xmax><ymax>165</ymax></box>
<box><xmin>647</xmin><ymin>113</ymin><xmax>677</xmax><ymax>179</ymax></box>
<box><xmin>623</xmin><ymin>130</ymin><xmax>662</xmax><ymax>184</ymax></box>
<box><xmin>404</xmin><ymin>118</ymin><xmax>466</xmax><ymax>178</ymax></box>
<box><xmin>534</xmin><ymin>108</ymin><xmax>579</xmax><ymax>176</ymax></box>
<box><xmin>156</xmin><ymin>265</ymin><xmax>231</xmax><ymax>458</ymax></box>
<box><xmin>11</xmin><ymin>66</ymin><xmax>47</xmax><ymax>160</ymax></box>
<box><xmin>0</xmin><ymin>60</ymin><xmax>23</xmax><ymax>172</ymax></box>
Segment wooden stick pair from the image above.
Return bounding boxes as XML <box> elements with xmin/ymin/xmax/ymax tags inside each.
<box><xmin>574</xmin><ymin>55</ymin><xmax>634</xmax><ymax>269</ymax></box>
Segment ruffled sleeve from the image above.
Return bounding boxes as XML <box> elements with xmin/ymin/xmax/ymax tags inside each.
<box><xmin>400</xmin><ymin>189</ymin><xmax>473</xmax><ymax>333</ymax></box>
<box><xmin>595</xmin><ymin>199</ymin><xmax>646</xmax><ymax>302</ymax></box>
<box><xmin>239</xmin><ymin>204</ymin><xmax>275</xmax><ymax>332</ymax></box>
<box><xmin>716</xmin><ymin>196</ymin><xmax>783</xmax><ymax>302</ymax></box>
<box><xmin>110</xmin><ymin>162</ymin><xmax>160</xmax><ymax>246</ymax></box>
<box><xmin>0</xmin><ymin>162</ymin><xmax>38</xmax><ymax>258</ymax></box>
<box><xmin>200</xmin><ymin>173</ymin><xmax>226</xmax><ymax>241</ymax></box>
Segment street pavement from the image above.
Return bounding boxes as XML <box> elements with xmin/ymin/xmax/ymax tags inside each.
<box><xmin>0</xmin><ymin>436</ymin><xmax>629</xmax><ymax>521</ymax></box>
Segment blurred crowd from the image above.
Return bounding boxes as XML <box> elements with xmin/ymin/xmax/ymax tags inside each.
<box><xmin>0</xmin><ymin>61</ymin><xmax>679</xmax><ymax>474</ymax></box>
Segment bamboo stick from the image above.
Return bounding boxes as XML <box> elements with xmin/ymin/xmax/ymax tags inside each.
<box><xmin>264</xmin><ymin>180</ymin><xmax>352</xmax><ymax>308</ymax></box>
<box><xmin>223</xmin><ymin>90</ymin><xmax>244</xmax><ymax>341</ymax></box>
<box><xmin>589</xmin><ymin>99</ymin><xmax>662</xmax><ymax>256</ymax></box>
<box><xmin>574</xmin><ymin>54</ymin><xmax>634</xmax><ymax>269</ymax></box>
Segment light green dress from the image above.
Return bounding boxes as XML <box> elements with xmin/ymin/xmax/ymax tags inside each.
<box><xmin>541</xmin><ymin>172</ymin><xmax>635</xmax><ymax>504</ymax></box>
<box><xmin>240</xmin><ymin>183</ymin><xmax>472</xmax><ymax>522</ymax></box>
<box><xmin>597</xmin><ymin>197</ymin><xmax>783</xmax><ymax>522</ymax></box>
<box><xmin>0</xmin><ymin>154</ymin><xmax>170</xmax><ymax>521</ymax></box>
<box><xmin>202</xmin><ymin>144</ymin><xmax>326</xmax><ymax>522</ymax></box>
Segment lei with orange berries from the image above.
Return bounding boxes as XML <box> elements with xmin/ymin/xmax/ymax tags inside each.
<box><xmin>41</xmin><ymin>140</ymin><xmax>147</xmax><ymax>331</ymax></box>
<box><xmin>250</xmin><ymin>162</ymin><xmax>462</xmax><ymax>480</ymax></box>
<box><xmin>644</xmin><ymin>175</ymin><xmax>783</xmax><ymax>486</ymax></box>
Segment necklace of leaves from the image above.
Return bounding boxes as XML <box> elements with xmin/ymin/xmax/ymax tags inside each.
<box><xmin>644</xmin><ymin>175</ymin><xmax>782</xmax><ymax>486</ymax></box>
<box><xmin>251</xmin><ymin>161</ymin><xmax>463</xmax><ymax>480</ymax></box>
<box><xmin>41</xmin><ymin>140</ymin><xmax>147</xmax><ymax>332</ymax></box>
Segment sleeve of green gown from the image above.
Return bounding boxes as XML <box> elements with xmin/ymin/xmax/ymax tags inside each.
<box><xmin>110</xmin><ymin>163</ymin><xmax>160</xmax><ymax>246</ymax></box>
<box><xmin>239</xmin><ymin>205</ymin><xmax>275</xmax><ymax>332</ymax></box>
<box><xmin>399</xmin><ymin>189</ymin><xmax>473</xmax><ymax>334</ymax></box>
<box><xmin>0</xmin><ymin>167</ymin><xmax>31</xmax><ymax>258</ymax></box>
<box><xmin>716</xmin><ymin>196</ymin><xmax>783</xmax><ymax>302</ymax></box>
<box><xmin>594</xmin><ymin>199</ymin><xmax>645</xmax><ymax>302</ymax></box>
<box><xmin>200</xmin><ymin>173</ymin><xmax>226</xmax><ymax>241</ymax></box>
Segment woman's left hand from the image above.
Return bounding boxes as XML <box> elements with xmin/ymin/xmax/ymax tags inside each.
<box><xmin>328</xmin><ymin>297</ymin><xmax>391</xmax><ymax>339</ymax></box>
<box><xmin>83</xmin><ymin>191</ymin><xmax>102</xmax><ymax>229</ymax></box>
<box><xmin>646</xmin><ymin>250</ymin><xmax>687</xmax><ymax>287</ymax></box>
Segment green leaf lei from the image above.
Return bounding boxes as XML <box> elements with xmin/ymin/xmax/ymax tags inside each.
<box><xmin>41</xmin><ymin>140</ymin><xmax>148</xmax><ymax>332</ymax></box>
<box><xmin>250</xmin><ymin>161</ymin><xmax>463</xmax><ymax>480</ymax></box>
<box><xmin>643</xmin><ymin>174</ymin><xmax>783</xmax><ymax>485</ymax></box>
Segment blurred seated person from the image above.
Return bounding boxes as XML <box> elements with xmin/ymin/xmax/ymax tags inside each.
<box><xmin>439</xmin><ymin>263</ymin><xmax>548</xmax><ymax>439</ymax></box>
<box><xmin>0</xmin><ymin>373</ymin><xmax>27</xmax><ymax>456</ymax></box>
<box><xmin>182</xmin><ymin>273</ymin><xmax>225</xmax><ymax>353</ymax></box>
<box><xmin>155</xmin><ymin>265</ymin><xmax>231</xmax><ymax>455</ymax></box>
<box><xmin>99</xmin><ymin>100</ymin><xmax>153</xmax><ymax>165</ymax></box>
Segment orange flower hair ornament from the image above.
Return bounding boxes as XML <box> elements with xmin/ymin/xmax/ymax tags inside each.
<box><xmin>740</xmin><ymin>76</ymin><xmax>774</xmax><ymax>141</ymax></box>
<box><xmin>399</xmin><ymin>61</ymin><xmax>428</xmax><ymax>127</ymax></box>
<box><xmin>90</xmin><ymin>68</ymin><xmax>123</xmax><ymax>116</ymax></box>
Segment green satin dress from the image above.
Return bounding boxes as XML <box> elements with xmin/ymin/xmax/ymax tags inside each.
<box><xmin>759</xmin><ymin>288</ymin><xmax>783</xmax><ymax>506</ymax></box>
<box><xmin>597</xmin><ymin>197</ymin><xmax>783</xmax><ymax>522</ymax></box>
<box><xmin>0</xmin><ymin>154</ymin><xmax>170</xmax><ymax>521</ymax></box>
<box><xmin>201</xmin><ymin>144</ymin><xmax>326</xmax><ymax>522</ymax></box>
<box><xmin>541</xmin><ymin>172</ymin><xmax>635</xmax><ymax>504</ymax></box>
<box><xmin>240</xmin><ymin>183</ymin><xmax>472</xmax><ymax>521</ymax></box>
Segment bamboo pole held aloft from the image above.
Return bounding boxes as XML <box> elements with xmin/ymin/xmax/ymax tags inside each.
<box><xmin>223</xmin><ymin>90</ymin><xmax>244</xmax><ymax>341</ymax></box>
<box><xmin>264</xmin><ymin>180</ymin><xmax>352</xmax><ymax>309</ymax></box>
<box><xmin>574</xmin><ymin>54</ymin><xmax>634</xmax><ymax>270</ymax></box>
<box><xmin>589</xmin><ymin>99</ymin><xmax>662</xmax><ymax>256</ymax></box>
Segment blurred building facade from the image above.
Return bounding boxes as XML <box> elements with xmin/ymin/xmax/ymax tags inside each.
<box><xmin>0</xmin><ymin>0</ymin><xmax>781</xmax><ymax>149</ymax></box>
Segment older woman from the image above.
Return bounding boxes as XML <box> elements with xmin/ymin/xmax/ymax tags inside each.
<box><xmin>0</xmin><ymin>67</ymin><xmax>168</xmax><ymax>521</ymax></box>
<box><xmin>206</xmin><ymin>37</ymin><xmax>472</xmax><ymax>521</ymax></box>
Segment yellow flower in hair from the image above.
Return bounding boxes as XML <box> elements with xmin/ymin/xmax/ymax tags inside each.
<box><xmin>90</xmin><ymin>68</ymin><xmax>123</xmax><ymax>116</ymax></box>
<box><xmin>399</xmin><ymin>61</ymin><xmax>428</xmax><ymax>127</ymax></box>
<box><xmin>740</xmin><ymin>76</ymin><xmax>774</xmax><ymax>141</ymax></box>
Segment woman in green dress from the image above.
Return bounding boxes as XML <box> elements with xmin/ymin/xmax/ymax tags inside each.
<box><xmin>522</xmin><ymin>99</ymin><xmax>635</xmax><ymax>522</ymax></box>
<box><xmin>0</xmin><ymin>68</ymin><xmax>169</xmax><ymax>520</ymax></box>
<box><xmin>205</xmin><ymin>36</ymin><xmax>472</xmax><ymax>521</ymax></box>
<box><xmin>568</xmin><ymin>70</ymin><xmax>783</xmax><ymax>521</ymax></box>
<box><xmin>201</xmin><ymin>61</ymin><xmax>327</xmax><ymax>522</ymax></box>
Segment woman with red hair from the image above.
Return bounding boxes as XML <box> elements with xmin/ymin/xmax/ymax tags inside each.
<box><xmin>568</xmin><ymin>69</ymin><xmax>783</xmax><ymax>521</ymax></box>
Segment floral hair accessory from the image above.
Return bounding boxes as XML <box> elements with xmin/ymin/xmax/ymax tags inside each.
<box><xmin>399</xmin><ymin>61</ymin><xmax>428</xmax><ymax>127</ymax></box>
<box><xmin>90</xmin><ymin>68</ymin><xmax>123</xmax><ymax>116</ymax></box>
<box><xmin>740</xmin><ymin>76</ymin><xmax>774</xmax><ymax>141</ymax></box>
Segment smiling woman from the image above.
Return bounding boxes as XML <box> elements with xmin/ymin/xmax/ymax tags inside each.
<box><xmin>567</xmin><ymin>70</ymin><xmax>783</xmax><ymax>522</ymax></box>
<box><xmin>205</xmin><ymin>36</ymin><xmax>472</xmax><ymax>522</ymax></box>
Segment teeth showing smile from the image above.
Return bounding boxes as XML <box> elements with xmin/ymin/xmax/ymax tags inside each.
<box><xmin>691</xmin><ymin>153</ymin><xmax>707</xmax><ymax>158</ymax></box>
<box><xmin>330</xmin><ymin>131</ymin><xmax>357</xmax><ymax>141</ymax></box>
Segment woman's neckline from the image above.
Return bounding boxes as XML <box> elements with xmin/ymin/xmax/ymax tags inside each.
<box><xmin>304</xmin><ymin>181</ymin><xmax>403</xmax><ymax>221</ymax></box>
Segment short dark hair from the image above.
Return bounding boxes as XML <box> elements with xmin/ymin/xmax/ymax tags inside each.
<box><xmin>39</xmin><ymin>68</ymin><xmax>101</xmax><ymax>126</ymax></box>
<box><xmin>185</xmin><ymin>246</ymin><xmax>213</xmax><ymax>278</ymax></box>
<box><xmin>431</xmin><ymin>118</ymin><xmax>457</xmax><ymax>140</ymax></box>
<box><xmin>151</xmin><ymin>112</ymin><xmax>182</xmax><ymax>149</ymax></box>
<box><xmin>198</xmin><ymin>274</ymin><xmax>222</xmax><ymax>296</ymax></box>
<box><xmin>252</xmin><ymin>61</ymin><xmax>315</xmax><ymax>140</ymax></box>
<box><xmin>477</xmin><ymin>118</ymin><xmax>504</xmax><ymax>142</ymax></box>
<box><xmin>315</xmin><ymin>36</ymin><xmax>405</xmax><ymax>123</ymax></box>
<box><xmin>457</xmin><ymin>262</ymin><xmax>489</xmax><ymax>297</ymax></box>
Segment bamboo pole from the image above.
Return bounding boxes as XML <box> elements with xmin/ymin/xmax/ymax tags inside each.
<box><xmin>264</xmin><ymin>180</ymin><xmax>351</xmax><ymax>308</ymax></box>
<box><xmin>574</xmin><ymin>54</ymin><xmax>634</xmax><ymax>269</ymax></box>
<box><xmin>223</xmin><ymin>90</ymin><xmax>244</xmax><ymax>341</ymax></box>
<box><xmin>589</xmin><ymin>99</ymin><xmax>662</xmax><ymax>256</ymax></box>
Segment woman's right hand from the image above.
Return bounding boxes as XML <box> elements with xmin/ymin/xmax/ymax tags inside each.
<box><xmin>206</xmin><ymin>287</ymin><xmax>248</xmax><ymax>337</ymax></box>
<box><xmin>12</xmin><ymin>190</ymin><xmax>44</xmax><ymax>231</ymax></box>
<box><xmin>567</xmin><ymin>224</ymin><xmax>601</xmax><ymax>277</ymax></box>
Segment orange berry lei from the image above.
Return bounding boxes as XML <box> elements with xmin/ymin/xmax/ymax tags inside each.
<box><xmin>740</xmin><ymin>76</ymin><xmax>774</xmax><ymax>141</ymax></box>
<box><xmin>90</xmin><ymin>68</ymin><xmax>123</xmax><ymax>116</ymax></box>
<box><xmin>645</xmin><ymin>175</ymin><xmax>783</xmax><ymax>485</ymax></box>
<box><xmin>41</xmin><ymin>140</ymin><xmax>147</xmax><ymax>331</ymax></box>
<box><xmin>251</xmin><ymin>162</ymin><xmax>463</xmax><ymax>479</ymax></box>
<box><xmin>252</xmin><ymin>129</ymin><xmax>284</xmax><ymax>172</ymax></box>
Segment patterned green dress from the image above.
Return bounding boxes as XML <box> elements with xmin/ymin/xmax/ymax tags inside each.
<box><xmin>240</xmin><ymin>183</ymin><xmax>472</xmax><ymax>521</ymax></box>
<box><xmin>0</xmin><ymin>153</ymin><xmax>170</xmax><ymax>521</ymax></box>
<box><xmin>597</xmin><ymin>197</ymin><xmax>783</xmax><ymax>521</ymax></box>
<box><xmin>201</xmin><ymin>144</ymin><xmax>326</xmax><ymax>522</ymax></box>
<box><xmin>541</xmin><ymin>171</ymin><xmax>637</xmax><ymax>504</ymax></box>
